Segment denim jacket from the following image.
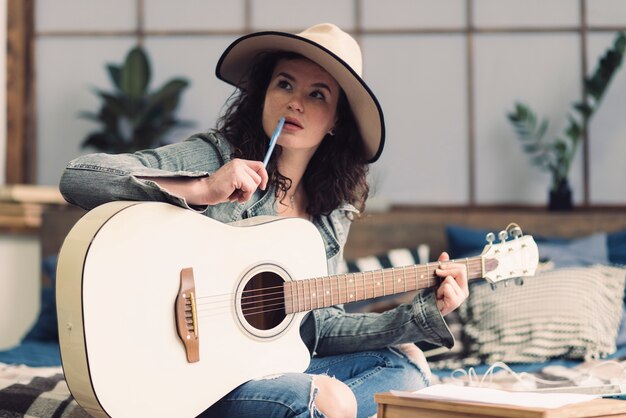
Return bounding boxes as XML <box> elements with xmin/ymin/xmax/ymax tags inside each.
<box><xmin>59</xmin><ymin>131</ymin><xmax>454</xmax><ymax>357</ymax></box>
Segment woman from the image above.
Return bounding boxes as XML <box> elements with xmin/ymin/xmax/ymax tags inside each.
<box><xmin>60</xmin><ymin>23</ymin><xmax>468</xmax><ymax>418</ymax></box>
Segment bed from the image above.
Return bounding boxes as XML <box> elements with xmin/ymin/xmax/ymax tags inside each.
<box><xmin>2</xmin><ymin>206</ymin><xmax>626</xmax><ymax>417</ymax></box>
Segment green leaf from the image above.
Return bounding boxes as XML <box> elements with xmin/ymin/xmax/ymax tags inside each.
<box><xmin>536</xmin><ymin>119</ymin><xmax>548</xmax><ymax>140</ymax></box>
<box><xmin>148</xmin><ymin>78</ymin><xmax>189</xmax><ymax>111</ymax></box>
<box><xmin>552</xmin><ymin>139</ymin><xmax>568</xmax><ymax>156</ymax></box>
<box><xmin>522</xmin><ymin>143</ymin><xmax>540</xmax><ymax>153</ymax></box>
<box><xmin>530</xmin><ymin>155</ymin><xmax>549</xmax><ymax>169</ymax></box>
<box><xmin>565</xmin><ymin>116</ymin><xmax>582</xmax><ymax>141</ymax></box>
<box><xmin>94</xmin><ymin>89</ymin><xmax>131</xmax><ymax>117</ymax></box>
<box><xmin>120</xmin><ymin>46</ymin><xmax>151</xmax><ymax>99</ymax></box>
<box><xmin>573</xmin><ymin>101</ymin><xmax>593</xmax><ymax>117</ymax></box>
<box><xmin>107</xmin><ymin>65</ymin><xmax>122</xmax><ymax>91</ymax></box>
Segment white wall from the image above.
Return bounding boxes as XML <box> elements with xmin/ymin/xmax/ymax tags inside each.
<box><xmin>0</xmin><ymin>0</ymin><xmax>41</xmax><ymax>349</ymax></box>
<box><xmin>0</xmin><ymin>0</ymin><xmax>6</xmax><ymax>185</ymax></box>
<box><xmin>0</xmin><ymin>235</ymin><xmax>41</xmax><ymax>349</ymax></box>
<box><xmin>32</xmin><ymin>0</ymin><xmax>626</xmax><ymax>206</ymax></box>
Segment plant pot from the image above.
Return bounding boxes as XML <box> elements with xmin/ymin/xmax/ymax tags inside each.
<box><xmin>549</xmin><ymin>179</ymin><xmax>573</xmax><ymax>211</ymax></box>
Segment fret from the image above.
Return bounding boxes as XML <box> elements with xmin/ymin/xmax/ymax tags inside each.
<box><xmin>293</xmin><ymin>280</ymin><xmax>300</xmax><ymax>312</ymax></box>
<box><xmin>318</xmin><ymin>277</ymin><xmax>323</xmax><ymax>308</ymax></box>
<box><xmin>336</xmin><ymin>274</ymin><xmax>341</xmax><ymax>304</ymax></box>
<box><xmin>465</xmin><ymin>258</ymin><xmax>470</xmax><ymax>279</ymax></box>
<box><xmin>414</xmin><ymin>265</ymin><xmax>418</xmax><ymax>291</ymax></box>
<box><xmin>284</xmin><ymin>282</ymin><xmax>289</xmax><ymax>314</ymax></box>
<box><xmin>314</xmin><ymin>277</ymin><xmax>320</xmax><ymax>309</ymax></box>
<box><xmin>402</xmin><ymin>267</ymin><xmax>407</xmax><ymax>292</ymax></box>
<box><xmin>350</xmin><ymin>273</ymin><xmax>355</xmax><ymax>301</ymax></box>
<box><xmin>371</xmin><ymin>270</ymin><xmax>376</xmax><ymax>298</ymax></box>
<box><xmin>302</xmin><ymin>279</ymin><xmax>306</xmax><ymax>311</ymax></box>
<box><xmin>392</xmin><ymin>267</ymin><xmax>396</xmax><ymax>294</ymax></box>
<box><xmin>307</xmin><ymin>279</ymin><xmax>312</xmax><ymax>311</ymax></box>
<box><xmin>361</xmin><ymin>271</ymin><xmax>366</xmax><ymax>300</ymax></box>
<box><xmin>426</xmin><ymin>263</ymin><xmax>430</xmax><ymax>288</ymax></box>
<box><xmin>402</xmin><ymin>266</ymin><xmax>408</xmax><ymax>292</ymax></box>
<box><xmin>285</xmin><ymin>282</ymin><xmax>293</xmax><ymax>313</ymax></box>
<box><xmin>326</xmin><ymin>276</ymin><xmax>331</xmax><ymax>306</ymax></box>
<box><xmin>330</xmin><ymin>276</ymin><xmax>334</xmax><ymax>305</ymax></box>
<box><xmin>382</xmin><ymin>269</ymin><xmax>386</xmax><ymax>296</ymax></box>
<box><xmin>345</xmin><ymin>273</ymin><xmax>350</xmax><ymax>302</ymax></box>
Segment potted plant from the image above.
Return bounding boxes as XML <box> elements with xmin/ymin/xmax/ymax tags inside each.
<box><xmin>80</xmin><ymin>45</ymin><xmax>192</xmax><ymax>153</ymax></box>
<box><xmin>507</xmin><ymin>32</ymin><xmax>625</xmax><ymax>210</ymax></box>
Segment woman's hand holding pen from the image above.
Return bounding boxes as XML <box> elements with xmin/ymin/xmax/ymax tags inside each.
<box><xmin>434</xmin><ymin>252</ymin><xmax>469</xmax><ymax>316</ymax></box>
<box><xmin>193</xmin><ymin>159</ymin><xmax>269</xmax><ymax>205</ymax></box>
<box><xmin>146</xmin><ymin>158</ymin><xmax>268</xmax><ymax>206</ymax></box>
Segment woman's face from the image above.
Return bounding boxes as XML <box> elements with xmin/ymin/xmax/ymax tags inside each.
<box><xmin>262</xmin><ymin>57</ymin><xmax>340</xmax><ymax>156</ymax></box>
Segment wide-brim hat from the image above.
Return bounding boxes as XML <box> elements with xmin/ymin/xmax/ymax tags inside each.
<box><xmin>215</xmin><ymin>23</ymin><xmax>385</xmax><ymax>163</ymax></box>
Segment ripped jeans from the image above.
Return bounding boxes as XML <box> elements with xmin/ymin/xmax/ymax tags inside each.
<box><xmin>199</xmin><ymin>347</ymin><xmax>430</xmax><ymax>418</ymax></box>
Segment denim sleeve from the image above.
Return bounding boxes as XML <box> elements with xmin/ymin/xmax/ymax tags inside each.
<box><xmin>59</xmin><ymin>134</ymin><xmax>226</xmax><ymax>211</ymax></box>
<box><xmin>310</xmin><ymin>289</ymin><xmax>455</xmax><ymax>356</ymax></box>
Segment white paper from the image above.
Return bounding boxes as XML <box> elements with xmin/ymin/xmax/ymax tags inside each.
<box><xmin>391</xmin><ymin>384</ymin><xmax>599</xmax><ymax>409</ymax></box>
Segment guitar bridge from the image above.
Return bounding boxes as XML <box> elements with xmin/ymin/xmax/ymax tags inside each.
<box><xmin>175</xmin><ymin>268</ymin><xmax>199</xmax><ymax>363</ymax></box>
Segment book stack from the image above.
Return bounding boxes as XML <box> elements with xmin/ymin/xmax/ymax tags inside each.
<box><xmin>0</xmin><ymin>185</ymin><xmax>66</xmax><ymax>229</ymax></box>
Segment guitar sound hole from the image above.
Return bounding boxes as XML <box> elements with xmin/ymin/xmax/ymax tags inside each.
<box><xmin>242</xmin><ymin>272</ymin><xmax>286</xmax><ymax>331</ymax></box>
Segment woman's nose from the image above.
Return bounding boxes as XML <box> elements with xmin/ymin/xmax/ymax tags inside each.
<box><xmin>287</xmin><ymin>95</ymin><xmax>304</xmax><ymax>113</ymax></box>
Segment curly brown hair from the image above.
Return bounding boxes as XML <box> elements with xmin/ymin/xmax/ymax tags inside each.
<box><xmin>216</xmin><ymin>51</ymin><xmax>370</xmax><ymax>216</ymax></box>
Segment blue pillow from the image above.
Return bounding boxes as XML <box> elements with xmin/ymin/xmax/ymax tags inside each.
<box><xmin>445</xmin><ymin>225</ymin><xmax>490</xmax><ymax>259</ymax></box>
<box><xmin>537</xmin><ymin>233</ymin><xmax>608</xmax><ymax>268</ymax></box>
<box><xmin>608</xmin><ymin>229</ymin><xmax>626</xmax><ymax>265</ymax></box>
<box><xmin>23</xmin><ymin>255</ymin><xmax>59</xmax><ymax>342</ymax></box>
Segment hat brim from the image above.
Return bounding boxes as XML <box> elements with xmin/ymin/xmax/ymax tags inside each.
<box><xmin>215</xmin><ymin>31</ymin><xmax>385</xmax><ymax>163</ymax></box>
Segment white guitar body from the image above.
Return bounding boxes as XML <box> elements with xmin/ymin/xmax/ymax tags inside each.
<box><xmin>57</xmin><ymin>201</ymin><xmax>326</xmax><ymax>418</ymax></box>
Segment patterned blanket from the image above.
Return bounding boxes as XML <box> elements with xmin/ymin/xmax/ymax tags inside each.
<box><xmin>2</xmin><ymin>357</ymin><xmax>626</xmax><ymax>417</ymax></box>
<box><xmin>0</xmin><ymin>364</ymin><xmax>88</xmax><ymax>418</ymax></box>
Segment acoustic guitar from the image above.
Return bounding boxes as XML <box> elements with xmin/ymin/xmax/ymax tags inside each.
<box><xmin>56</xmin><ymin>201</ymin><xmax>539</xmax><ymax>417</ymax></box>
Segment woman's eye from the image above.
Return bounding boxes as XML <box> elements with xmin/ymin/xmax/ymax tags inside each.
<box><xmin>310</xmin><ymin>90</ymin><xmax>326</xmax><ymax>101</ymax></box>
<box><xmin>277</xmin><ymin>79</ymin><xmax>292</xmax><ymax>90</ymax></box>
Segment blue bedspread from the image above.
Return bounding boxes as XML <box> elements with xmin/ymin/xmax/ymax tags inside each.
<box><xmin>0</xmin><ymin>341</ymin><xmax>61</xmax><ymax>367</ymax></box>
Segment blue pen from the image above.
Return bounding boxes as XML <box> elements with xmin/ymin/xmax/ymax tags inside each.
<box><xmin>263</xmin><ymin>117</ymin><xmax>285</xmax><ymax>167</ymax></box>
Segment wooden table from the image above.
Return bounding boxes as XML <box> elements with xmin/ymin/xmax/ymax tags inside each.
<box><xmin>375</xmin><ymin>392</ymin><xmax>626</xmax><ymax>418</ymax></box>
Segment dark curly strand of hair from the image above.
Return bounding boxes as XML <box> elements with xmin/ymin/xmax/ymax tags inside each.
<box><xmin>216</xmin><ymin>51</ymin><xmax>370</xmax><ymax>216</ymax></box>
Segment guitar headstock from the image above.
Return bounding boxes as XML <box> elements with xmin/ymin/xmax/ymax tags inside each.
<box><xmin>481</xmin><ymin>224</ymin><xmax>539</xmax><ymax>284</ymax></box>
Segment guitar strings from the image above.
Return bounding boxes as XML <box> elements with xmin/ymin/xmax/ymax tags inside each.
<box><xmin>191</xmin><ymin>260</ymin><xmax>485</xmax><ymax>319</ymax></box>
<box><xmin>194</xmin><ymin>261</ymin><xmax>485</xmax><ymax>315</ymax></box>
<box><xmin>193</xmin><ymin>259</ymin><xmax>484</xmax><ymax>304</ymax></box>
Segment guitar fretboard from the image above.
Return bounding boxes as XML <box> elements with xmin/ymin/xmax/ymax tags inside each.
<box><xmin>283</xmin><ymin>257</ymin><xmax>487</xmax><ymax>314</ymax></box>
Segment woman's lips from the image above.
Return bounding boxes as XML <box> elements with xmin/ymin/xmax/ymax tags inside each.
<box><xmin>283</xmin><ymin>117</ymin><xmax>303</xmax><ymax>130</ymax></box>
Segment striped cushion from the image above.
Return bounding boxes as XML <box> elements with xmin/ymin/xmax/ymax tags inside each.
<box><xmin>341</xmin><ymin>246</ymin><xmax>429</xmax><ymax>274</ymax></box>
<box><xmin>459</xmin><ymin>265</ymin><xmax>626</xmax><ymax>363</ymax></box>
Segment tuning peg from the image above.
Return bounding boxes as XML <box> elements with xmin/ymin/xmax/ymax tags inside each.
<box><xmin>486</xmin><ymin>232</ymin><xmax>495</xmax><ymax>245</ymax></box>
<box><xmin>510</xmin><ymin>226</ymin><xmax>523</xmax><ymax>239</ymax></box>
<box><xmin>515</xmin><ymin>277</ymin><xmax>525</xmax><ymax>286</ymax></box>
<box><xmin>490</xmin><ymin>283</ymin><xmax>498</xmax><ymax>291</ymax></box>
<box><xmin>498</xmin><ymin>230</ymin><xmax>508</xmax><ymax>242</ymax></box>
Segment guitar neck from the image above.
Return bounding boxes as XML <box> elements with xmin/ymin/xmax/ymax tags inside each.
<box><xmin>284</xmin><ymin>256</ymin><xmax>487</xmax><ymax>314</ymax></box>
